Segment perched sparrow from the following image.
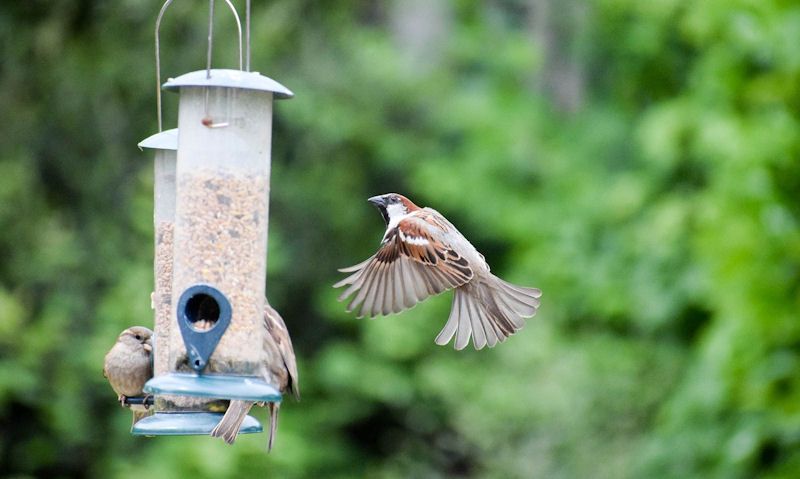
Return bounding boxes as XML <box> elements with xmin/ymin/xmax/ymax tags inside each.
<box><xmin>335</xmin><ymin>193</ymin><xmax>542</xmax><ymax>350</ymax></box>
<box><xmin>103</xmin><ymin>326</ymin><xmax>154</xmax><ymax>423</ymax></box>
<box><xmin>210</xmin><ymin>302</ymin><xmax>299</xmax><ymax>450</ymax></box>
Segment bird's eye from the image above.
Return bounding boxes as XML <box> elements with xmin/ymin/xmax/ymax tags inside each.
<box><xmin>135</xmin><ymin>334</ymin><xmax>142</xmax><ymax>340</ymax></box>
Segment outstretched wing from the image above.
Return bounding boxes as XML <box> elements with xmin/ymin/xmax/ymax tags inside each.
<box><xmin>334</xmin><ymin>214</ymin><xmax>474</xmax><ymax>318</ymax></box>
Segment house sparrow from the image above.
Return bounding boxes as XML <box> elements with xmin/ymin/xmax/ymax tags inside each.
<box><xmin>103</xmin><ymin>326</ymin><xmax>154</xmax><ymax>423</ymax></box>
<box><xmin>335</xmin><ymin>193</ymin><xmax>542</xmax><ymax>350</ymax></box>
<box><xmin>210</xmin><ymin>302</ymin><xmax>299</xmax><ymax>450</ymax></box>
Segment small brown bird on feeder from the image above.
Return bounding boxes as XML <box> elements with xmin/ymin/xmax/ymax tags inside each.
<box><xmin>103</xmin><ymin>326</ymin><xmax>154</xmax><ymax>423</ymax></box>
<box><xmin>210</xmin><ymin>302</ymin><xmax>299</xmax><ymax>450</ymax></box>
<box><xmin>335</xmin><ymin>193</ymin><xmax>542</xmax><ymax>350</ymax></box>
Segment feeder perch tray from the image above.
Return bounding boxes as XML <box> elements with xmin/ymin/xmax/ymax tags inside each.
<box><xmin>144</xmin><ymin>373</ymin><xmax>282</xmax><ymax>402</ymax></box>
<box><xmin>131</xmin><ymin>412</ymin><xmax>262</xmax><ymax>436</ymax></box>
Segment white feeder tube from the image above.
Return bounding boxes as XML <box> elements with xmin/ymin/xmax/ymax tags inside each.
<box><xmin>171</xmin><ymin>85</ymin><xmax>272</xmax><ymax>376</ymax></box>
<box><xmin>153</xmin><ymin>148</ymin><xmax>176</xmax><ymax>377</ymax></box>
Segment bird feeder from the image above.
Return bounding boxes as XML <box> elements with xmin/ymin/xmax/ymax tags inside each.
<box><xmin>130</xmin><ymin>0</ymin><xmax>291</xmax><ymax>437</ymax></box>
<box><xmin>150</xmin><ymin>67</ymin><xmax>291</xmax><ymax>385</ymax></box>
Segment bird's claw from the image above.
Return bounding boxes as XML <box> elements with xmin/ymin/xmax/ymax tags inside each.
<box><xmin>118</xmin><ymin>395</ymin><xmax>128</xmax><ymax>407</ymax></box>
<box><xmin>143</xmin><ymin>394</ymin><xmax>153</xmax><ymax>410</ymax></box>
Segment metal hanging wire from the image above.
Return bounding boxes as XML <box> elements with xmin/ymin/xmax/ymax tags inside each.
<box><xmin>154</xmin><ymin>0</ymin><xmax>249</xmax><ymax>132</ymax></box>
<box><xmin>205</xmin><ymin>0</ymin><xmax>216</xmax><ymax>79</ymax></box>
<box><xmin>245</xmin><ymin>0</ymin><xmax>251</xmax><ymax>72</ymax></box>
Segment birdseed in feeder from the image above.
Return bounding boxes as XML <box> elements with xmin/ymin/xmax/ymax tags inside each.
<box><xmin>171</xmin><ymin>169</ymin><xmax>269</xmax><ymax>375</ymax></box>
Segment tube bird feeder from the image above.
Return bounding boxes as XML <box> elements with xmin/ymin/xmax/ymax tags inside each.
<box><xmin>145</xmin><ymin>68</ymin><xmax>291</xmax><ymax>392</ymax></box>
<box><xmin>130</xmin><ymin>0</ymin><xmax>292</xmax><ymax>437</ymax></box>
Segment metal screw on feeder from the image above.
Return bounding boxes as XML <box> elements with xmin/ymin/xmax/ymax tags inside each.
<box><xmin>132</xmin><ymin>0</ymin><xmax>292</xmax><ymax>437</ymax></box>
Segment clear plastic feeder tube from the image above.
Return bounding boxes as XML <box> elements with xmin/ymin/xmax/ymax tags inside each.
<box><xmin>154</xmin><ymin>149</ymin><xmax>176</xmax><ymax>377</ymax></box>
<box><xmin>139</xmin><ymin>129</ymin><xmax>178</xmax><ymax>377</ymax></box>
<box><xmin>167</xmin><ymin>69</ymin><xmax>291</xmax><ymax>377</ymax></box>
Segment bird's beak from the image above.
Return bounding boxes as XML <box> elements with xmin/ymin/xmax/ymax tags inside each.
<box><xmin>143</xmin><ymin>342</ymin><xmax>153</xmax><ymax>353</ymax></box>
<box><xmin>368</xmin><ymin>195</ymin><xmax>386</xmax><ymax>208</ymax></box>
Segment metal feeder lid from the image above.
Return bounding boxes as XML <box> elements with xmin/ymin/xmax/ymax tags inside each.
<box><xmin>144</xmin><ymin>373</ymin><xmax>282</xmax><ymax>402</ymax></box>
<box><xmin>131</xmin><ymin>412</ymin><xmax>263</xmax><ymax>436</ymax></box>
<box><xmin>163</xmin><ymin>69</ymin><xmax>293</xmax><ymax>99</ymax></box>
<box><xmin>138</xmin><ymin>128</ymin><xmax>178</xmax><ymax>151</ymax></box>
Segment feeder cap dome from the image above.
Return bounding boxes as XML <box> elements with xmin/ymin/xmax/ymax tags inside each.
<box><xmin>138</xmin><ymin>128</ymin><xmax>178</xmax><ymax>151</ymax></box>
<box><xmin>163</xmin><ymin>69</ymin><xmax>293</xmax><ymax>99</ymax></box>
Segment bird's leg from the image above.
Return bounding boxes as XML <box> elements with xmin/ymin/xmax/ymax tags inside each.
<box><xmin>142</xmin><ymin>394</ymin><xmax>153</xmax><ymax>410</ymax></box>
<box><xmin>118</xmin><ymin>395</ymin><xmax>128</xmax><ymax>407</ymax></box>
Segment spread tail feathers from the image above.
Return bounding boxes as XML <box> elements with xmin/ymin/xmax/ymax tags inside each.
<box><xmin>210</xmin><ymin>400</ymin><xmax>254</xmax><ymax>445</ymax></box>
<box><xmin>435</xmin><ymin>275</ymin><xmax>541</xmax><ymax>350</ymax></box>
<box><xmin>131</xmin><ymin>407</ymin><xmax>151</xmax><ymax>427</ymax></box>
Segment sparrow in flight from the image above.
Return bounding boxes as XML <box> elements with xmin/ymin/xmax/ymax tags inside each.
<box><xmin>103</xmin><ymin>326</ymin><xmax>154</xmax><ymax>424</ymax></box>
<box><xmin>210</xmin><ymin>302</ymin><xmax>300</xmax><ymax>450</ymax></box>
<box><xmin>335</xmin><ymin>193</ymin><xmax>542</xmax><ymax>350</ymax></box>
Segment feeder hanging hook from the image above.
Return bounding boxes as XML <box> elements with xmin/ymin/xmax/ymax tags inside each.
<box><xmin>154</xmin><ymin>0</ymin><xmax>246</xmax><ymax>132</ymax></box>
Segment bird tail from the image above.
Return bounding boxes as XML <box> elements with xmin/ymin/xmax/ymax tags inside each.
<box><xmin>267</xmin><ymin>402</ymin><xmax>281</xmax><ymax>452</ymax></box>
<box><xmin>435</xmin><ymin>275</ymin><xmax>541</xmax><ymax>350</ymax></box>
<box><xmin>131</xmin><ymin>407</ymin><xmax>152</xmax><ymax>427</ymax></box>
<box><xmin>210</xmin><ymin>400</ymin><xmax>253</xmax><ymax>445</ymax></box>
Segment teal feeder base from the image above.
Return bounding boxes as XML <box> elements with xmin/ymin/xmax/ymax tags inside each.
<box><xmin>144</xmin><ymin>373</ymin><xmax>282</xmax><ymax>402</ymax></box>
<box><xmin>131</xmin><ymin>412</ymin><xmax>263</xmax><ymax>436</ymax></box>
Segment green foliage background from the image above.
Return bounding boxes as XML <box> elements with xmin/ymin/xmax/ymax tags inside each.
<box><xmin>1</xmin><ymin>0</ymin><xmax>799</xmax><ymax>477</ymax></box>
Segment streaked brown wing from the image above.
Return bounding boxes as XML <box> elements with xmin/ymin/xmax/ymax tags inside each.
<box><xmin>334</xmin><ymin>215</ymin><xmax>474</xmax><ymax>318</ymax></box>
<box><xmin>264</xmin><ymin>303</ymin><xmax>300</xmax><ymax>399</ymax></box>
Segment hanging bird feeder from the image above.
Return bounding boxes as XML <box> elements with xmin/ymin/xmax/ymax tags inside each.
<box><xmin>129</xmin><ymin>0</ymin><xmax>292</xmax><ymax>437</ymax></box>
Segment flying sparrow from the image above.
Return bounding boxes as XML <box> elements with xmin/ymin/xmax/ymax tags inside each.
<box><xmin>210</xmin><ymin>302</ymin><xmax>299</xmax><ymax>450</ymax></box>
<box><xmin>335</xmin><ymin>193</ymin><xmax>542</xmax><ymax>350</ymax></box>
<box><xmin>103</xmin><ymin>326</ymin><xmax>154</xmax><ymax>424</ymax></box>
